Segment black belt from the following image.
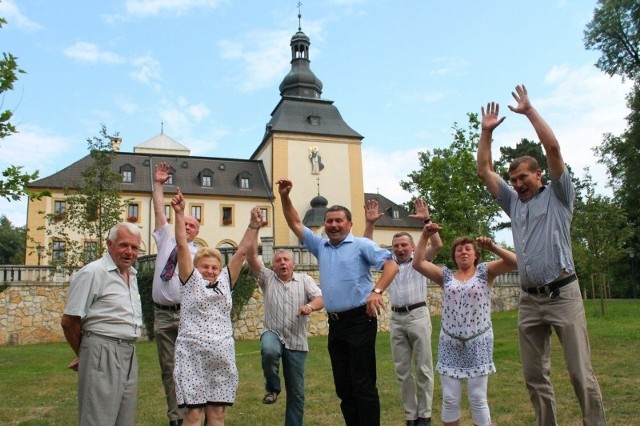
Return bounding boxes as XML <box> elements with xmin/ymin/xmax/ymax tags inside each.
<box><xmin>83</xmin><ymin>331</ymin><xmax>136</xmax><ymax>345</ymax></box>
<box><xmin>327</xmin><ymin>305</ymin><xmax>367</xmax><ymax>321</ymax></box>
<box><xmin>392</xmin><ymin>301</ymin><xmax>427</xmax><ymax>313</ymax></box>
<box><xmin>154</xmin><ymin>302</ymin><xmax>181</xmax><ymax>311</ymax></box>
<box><xmin>523</xmin><ymin>273</ymin><xmax>577</xmax><ymax>297</ymax></box>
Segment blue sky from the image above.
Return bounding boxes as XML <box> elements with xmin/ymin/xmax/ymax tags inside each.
<box><xmin>0</xmin><ymin>0</ymin><xmax>632</xmax><ymax>243</ymax></box>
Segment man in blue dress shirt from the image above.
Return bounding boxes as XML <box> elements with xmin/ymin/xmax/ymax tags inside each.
<box><xmin>277</xmin><ymin>178</ymin><xmax>399</xmax><ymax>426</ymax></box>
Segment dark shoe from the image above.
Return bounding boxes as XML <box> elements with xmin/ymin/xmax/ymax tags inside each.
<box><xmin>169</xmin><ymin>420</ymin><xmax>182</xmax><ymax>426</ymax></box>
<box><xmin>416</xmin><ymin>417</ymin><xmax>431</xmax><ymax>426</ymax></box>
<box><xmin>263</xmin><ymin>391</ymin><xmax>278</xmax><ymax>404</ymax></box>
<box><xmin>406</xmin><ymin>420</ymin><xmax>417</xmax><ymax>426</ymax></box>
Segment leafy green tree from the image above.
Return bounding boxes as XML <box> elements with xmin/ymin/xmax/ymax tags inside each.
<box><xmin>571</xmin><ymin>170</ymin><xmax>633</xmax><ymax>297</ymax></box>
<box><xmin>585</xmin><ymin>0</ymin><xmax>640</xmax><ymax>268</ymax></box>
<box><xmin>584</xmin><ymin>0</ymin><xmax>640</xmax><ymax>81</ymax></box>
<box><xmin>0</xmin><ymin>215</ymin><xmax>25</xmax><ymax>264</ymax></box>
<box><xmin>0</xmin><ymin>17</ymin><xmax>40</xmax><ymax>202</ymax></box>
<box><xmin>400</xmin><ymin>113</ymin><xmax>502</xmax><ymax>265</ymax></box>
<box><xmin>38</xmin><ymin>125</ymin><xmax>128</xmax><ymax>275</ymax></box>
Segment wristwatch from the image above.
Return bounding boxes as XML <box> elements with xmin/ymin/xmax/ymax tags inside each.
<box><xmin>371</xmin><ymin>288</ymin><xmax>383</xmax><ymax>295</ymax></box>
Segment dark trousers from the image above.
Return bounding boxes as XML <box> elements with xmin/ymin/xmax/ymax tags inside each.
<box><xmin>328</xmin><ymin>311</ymin><xmax>380</xmax><ymax>426</ymax></box>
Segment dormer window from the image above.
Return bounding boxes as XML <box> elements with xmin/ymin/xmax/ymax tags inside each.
<box><xmin>237</xmin><ymin>171</ymin><xmax>251</xmax><ymax>189</ymax></box>
<box><xmin>307</xmin><ymin>115</ymin><xmax>321</xmax><ymax>126</ymax></box>
<box><xmin>392</xmin><ymin>210</ymin><xmax>400</xmax><ymax>219</ymax></box>
<box><xmin>120</xmin><ymin>164</ymin><xmax>135</xmax><ymax>183</ymax></box>
<box><xmin>199</xmin><ymin>168</ymin><xmax>214</xmax><ymax>187</ymax></box>
<box><xmin>166</xmin><ymin>173</ymin><xmax>174</xmax><ymax>185</ymax></box>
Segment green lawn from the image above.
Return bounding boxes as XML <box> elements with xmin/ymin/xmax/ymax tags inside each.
<box><xmin>0</xmin><ymin>300</ymin><xmax>638</xmax><ymax>425</ymax></box>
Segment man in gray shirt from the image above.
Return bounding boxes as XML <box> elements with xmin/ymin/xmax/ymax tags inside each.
<box><xmin>477</xmin><ymin>84</ymin><xmax>605</xmax><ymax>425</ymax></box>
<box><xmin>61</xmin><ymin>222</ymin><xmax>143</xmax><ymax>426</ymax></box>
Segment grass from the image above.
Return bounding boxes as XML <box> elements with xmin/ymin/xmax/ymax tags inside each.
<box><xmin>0</xmin><ymin>299</ymin><xmax>638</xmax><ymax>425</ymax></box>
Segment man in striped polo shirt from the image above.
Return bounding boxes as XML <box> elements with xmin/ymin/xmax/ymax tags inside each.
<box><xmin>247</xmin><ymin>248</ymin><xmax>323</xmax><ymax>426</ymax></box>
<box><xmin>477</xmin><ymin>84</ymin><xmax>605</xmax><ymax>425</ymax></box>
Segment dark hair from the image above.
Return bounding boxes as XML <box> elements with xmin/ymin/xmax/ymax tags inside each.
<box><xmin>392</xmin><ymin>232</ymin><xmax>414</xmax><ymax>244</ymax></box>
<box><xmin>325</xmin><ymin>205</ymin><xmax>352</xmax><ymax>221</ymax></box>
<box><xmin>450</xmin><ymin>236</ymin><xmax>480</xmax><ymax>266</ymax></box>
<box><xmin>509</xmin><ymin>156</ymin><xmax>540</xmax><ymax>173</ymax></box>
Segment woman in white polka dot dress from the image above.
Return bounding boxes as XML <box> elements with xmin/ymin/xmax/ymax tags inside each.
<box><xmin>171</xmin><ymin>187</ymin><xmax>262</xmax><ymax>426</ymax></box>
<box><xmin>413</xmin><ymin>223</ymin><xmax>517</xmax><ymax>426</ymax></box>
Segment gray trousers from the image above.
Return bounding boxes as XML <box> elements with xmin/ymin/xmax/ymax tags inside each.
<box><xmin>78</xmin><ymin>333</ymin><xmax>138</xmax><ymax>426</ymax></box>
<box><xmin>154</xmin><ymin>307</ymin><xmax>183</xmax><ymax>421</ymax></box>
<box><xmin>519</xmin><ymin>280</ymin><xmax>606</xmax><ymax>425</ymax></box>
<box><xmin>390</xmin><ymin>306</ymin><xmax>434</xmax><ymax>421</ymax></box>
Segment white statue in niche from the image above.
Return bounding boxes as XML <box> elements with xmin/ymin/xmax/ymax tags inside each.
<box><xmin>309</xmin><ymin>146</ymin><xmax>324</xmax><ymax>175</ymax></box>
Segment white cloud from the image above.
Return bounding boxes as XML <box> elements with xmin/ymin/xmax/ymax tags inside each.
<box><xmin>362</xmin><ymin>147</ymin><xmax>420</xmax><ymax>205</ymax></box>
<box><xmin>121</xmin><ymin>0</ymin><xmax>226</xmax><ymax>17</ymax></box>
<box><xmin>0</xmin><ymin>0</ymin><xmax>42</xmax><ymax>31</ymax></box>
<box><xmin>159</xmin><ymin>97</ymin><xmax>211</xmax><ymax>133</ymax></box>
<box><xmin>429</xmin><ymin>56</ymin><xmax>470</xmax><ymax>76</ymax></box>
<box><xmin>493</xmin><ymin>64</ymin><xmax>631</xmax><ymax>195</ymax></box>
<box><xmin>63</xmin><ymin>42</ymin><xmax>125</xmax><ymax>64</ymax></box>
<box><xmin>0</xmin><ymin>126</ymin><xmax>75</xmax><ymax>226</ymax></box>
<box><xmin>129</xmin><ymin>53</ymin><xmax>163</xmax><ymax>87</ymax></box>
<box><xmin>219</xmin><ymin>29</ymin><xmax>291</xmax><ymax>93</ymax></box>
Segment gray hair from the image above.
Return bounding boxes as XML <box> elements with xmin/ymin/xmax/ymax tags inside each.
<box><xmin>107</xmin><ymin>222</ymin><xmax>141</xmax><ymax>242</ymax></box>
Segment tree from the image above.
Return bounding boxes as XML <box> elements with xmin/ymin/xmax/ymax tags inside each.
<box><xmin>400</xmin><ymin>113</ymin><xmax>503</xmax><ymax>265</ymax></box>
<box><xmin>37</xmin><ymin>125</ymin><xmax>128</xmax><ymax>274</ymax></box>
<box><xmin>585</xmin><ymin>1</ymin><xmax>640</xmax><ymax>272</ymax></box>
<box><xmin>571</xmin><ymin>170</ymin><xmax>633</xmax><ymax>297</ymax></box>
<box><xmin>584</xmin><ymin>0</ymin><xmax>640</xmax><ymax>81</ymax></box>
<box><xmin>594</xmin><ymin>84</ymin><xmax>640</xmax><ymax>254</ymax></box>
<box><xmin>0</xmin><ymin>215</ymin><xmax>25</xmax><ymax>264</ymax></box>
<box><xmin>0</xmin><ymin>17</ymin><xmax>40</xmax><ymax>202</ymax></box>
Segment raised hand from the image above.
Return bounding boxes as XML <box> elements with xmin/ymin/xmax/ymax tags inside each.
<box><xmin>481</xmin><ymin>102</ymin><xmax>506</xmax><ymax>132</ymax></box>
<box><xmin>250</xmin><ymin>206</ymin><xmax>263</xmax><ymax>228</ymax></box>
<box><xmin>155</xmin><ymin>162</ymin><xmax>171</xmax><ymax>184</ymax></box>
<box><xmin>171</xmin><ymin>187</ymin><xmax>185</xmax><ymax>213</ymax></box>
<box><xmin>475</xmin><ymin>236</ymin><xmax>495</xmax><ymax>250</ymax></box>
<box><xmin>508</xmin><ymin>84</ymin><xmax>532</xmax><ymax>115</ymax></box>
<box><xmin>421</xmin><ymin>222</ymin><xmax>441</xmax><ymax>237</ymax></box>
<box><xmin>276</xmin><ymin>179</ymin><xmax>293</xmax><ymax>197</ymax></box>
<box><xmin>364</xmin><ymin>199</ymin><xmax>384</xmax><ymax>224</ymax></box>
<box><xmin>409</xmin><ymin>198</ymin><xmax>431</xmax><ymax>221</ymax></box>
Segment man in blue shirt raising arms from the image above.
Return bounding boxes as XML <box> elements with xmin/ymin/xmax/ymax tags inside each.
<box><xmin>277</xmin><ymin>178</ymin><xmax>399</xmax><ymax>426</ymax></box>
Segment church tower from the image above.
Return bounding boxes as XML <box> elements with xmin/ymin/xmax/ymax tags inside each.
<box><xmin>251</xmin><ymin>13</ymin><xmax>365</xmax><ymax>245</ymax></box>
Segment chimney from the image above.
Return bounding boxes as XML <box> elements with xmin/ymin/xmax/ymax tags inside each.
<box><xmin>110</xmin><ymin>137</ymin><xmax>122</xmax><ymax>151</ymax></box>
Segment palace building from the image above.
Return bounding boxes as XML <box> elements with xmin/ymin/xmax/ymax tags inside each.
<box><xmin>25</xmin><ymin>22</ymin><xmax>422</xmax><ymax>265</ymax></box>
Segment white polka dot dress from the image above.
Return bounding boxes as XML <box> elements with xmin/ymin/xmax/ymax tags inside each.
<box><xmin>436</xmin><ymin>262</ymin><xmax>496</xmax><ymax>379</ymax></box>
<box><xmin>174</xmin><ymin>267</ymin><xmax>238</xmax><ymax>406</ymax></box>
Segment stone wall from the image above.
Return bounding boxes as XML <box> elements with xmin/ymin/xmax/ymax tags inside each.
<box><xmin>1</xmin><ymin>272</ymin><xmax>521</xmax><ymax>345</ymax></box>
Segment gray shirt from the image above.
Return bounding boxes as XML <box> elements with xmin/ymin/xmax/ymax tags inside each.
<box><xmin>64</xmin><ymin>253</ymin><xmax>143</xmax><ymax>339</ymax></box>
<box><xmin>495</xmin><ymin>166</ymin><xmax>575</xmax><ymax>288</ymax></box>
<box><xmin>259</xmin><ymin>266</ymin><xmax>322</xmax><ymax>352</ymax></box>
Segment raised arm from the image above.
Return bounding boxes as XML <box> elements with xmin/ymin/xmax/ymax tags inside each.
<box><xmin>477</xmin><ymin>102</ymin><xmax>506</xmax><ymax>198</ymax></box>
<box><xmin>153</xmin><ymin>162</ymin><xmax>171</xmax><ymax>230</ymax></box>
<box><xmin>171</xmin><ymin>187</ymin><xmax>193</xmax><ymax>283</ymax></box>
<box><xmin>412</xmin><ymin>222</ymin><xmax>444</xmax><ymax>286</ymax></box>
<box><xmin>508</xmin><ymin>84</ymin><xmax>564</xmax><ymax>181</ymax></box>
<box><xmin>228</xmin><ymin>206</ymin><xmax>263</xmax><ymax>284</ymax></box>
<box><xmin>408</xmin><ymin>198</ymin><xmax>442</xmax><ymax>261</ymax></box>
<box><xmin>363</xmin><ymin>198</ymin><xmax>384</xmax><ymax>239</ymax></box>
<box><xmin>476</xmin><ymin>236</ymin><xmax>517</xmax><ymax>283</ymax></box>
<box><xmin>276</xmin><ymin>179</ymin><xmax>305</xmax><ymax>241</ymax></box>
